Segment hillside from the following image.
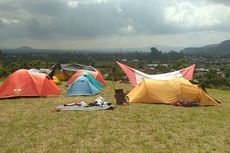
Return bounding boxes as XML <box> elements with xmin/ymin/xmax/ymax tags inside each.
<box><xmin>181</xmin><ymin>40</ymin><xmax>230</xmax><ymax>55</ymax></box>
<box><xmin>0</xmin><ymin>81</ymin><xmax>229</xmax><ymax>153</ymax></box>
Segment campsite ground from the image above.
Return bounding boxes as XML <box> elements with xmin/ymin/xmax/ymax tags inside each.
<box><xmin>0</xmin><ymin>81</ymin><xmax>229</xmax><ymax>153</ymax></box>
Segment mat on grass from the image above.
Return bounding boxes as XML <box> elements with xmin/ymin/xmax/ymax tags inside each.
<box><xmin>56</xmin><ymin>104</ymin><xmax>114</xmax><ymax>111</ymax></box>
<box><xmin>55</xmin><ymin>98</ymin><xmax>115</xmax><ymax>111</ymax></box>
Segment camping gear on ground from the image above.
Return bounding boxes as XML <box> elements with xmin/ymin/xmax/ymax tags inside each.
<box><xmin>67</xmin><ymin>76</ymin><xmax>100</xmax><ymax>96</ymax></box>
<box><xmin>116</xmin><ymin>61</ymin><xmax>195</xmax><ymax>86</ymax></box>
<box><xmin>126</xmin><ymin>78</ymin><xmax>220</xmax><ymax>106</ymax></box>
<box><xmin>114</xmin><ymin>89</ymin><xmax>127</xmax><ymax>105</ymax></box>
<box><xmin>175</xmin><ymin>100</ymin><xmax>200</xmax><ymax>107</ymax></box>
<box><xmin>66</xmin><ymin>69</ymin><xmax>106</xmax><ymax>86</ymax></box>
<box><xmin>55</xmin><ymin>96</ymin><xmax>114</xmax><ymax>111</ymax></box>
<box><xmin>63</xmin><ymin>101</ymin><xmax>87</xmax><ymax>107</ymax></box>
<box><xmin>0</xmin><ymin>69</ymin><xmax>60</xmax><ymax>98</ymax></box>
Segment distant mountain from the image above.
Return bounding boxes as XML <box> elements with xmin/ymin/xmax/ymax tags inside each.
<box><xmin>1</xmin><ymin>46</ymin><xmax>39</xmax><ymax>53</ymax></box>
<box><xmin>16</xmin><ymin>46</ymin><xmax>35</xmax><ymax>51</ymax></box>
<box><xmin>181</xmin><ymin>40</ymin><xmax>230</xmax><ymax>55</ymax></box>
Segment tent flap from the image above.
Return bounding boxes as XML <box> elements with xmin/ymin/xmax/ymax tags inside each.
<box><xmin>116</xmin><ymin>61</ymin><xmax>196</xmax><ymax>86</ymax></box>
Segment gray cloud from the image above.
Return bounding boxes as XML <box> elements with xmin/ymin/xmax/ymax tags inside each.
<box><xmin>208</xmin><ymin>0</ymin><xmax>230</xmax><ymax>5</ymax></box>
<box><xmin>0</xmin><ymin>19</ymin><xmax>4</xmax><ymax>25</ymax></box>
<box><xmin>0</xmin><ymin>0</ymin><xmax>230</xmax><ymax>49</ymax></box>
<box><xmin>119</xmin><ymin>0</ymin><xmax>170</xmax><ymax>34</ymax></box>
<box><xmin>0</xmin><ymin>0</ymin><xmax>130</xmax><ymax>39</ymax></box>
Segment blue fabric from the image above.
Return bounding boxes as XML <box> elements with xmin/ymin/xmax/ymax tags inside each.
<box><xmin>67</xmin><ymin>76</ymin><xmax>100</xmax><ymax>96</ymax></box>
<box><xmin>81</xmin><ymin>71</ymin><xmax>104</xmax><ymax>90</ymax></box>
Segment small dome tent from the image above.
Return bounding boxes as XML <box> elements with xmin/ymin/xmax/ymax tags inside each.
<box><xmin>0</xmin><ymin>69</ymin><xmax>60</xmax><ymax>98</ymax></box>
<box><xmin>67</xmin><ymin>76</ymin><xmax>100</xmax><ymax>96</ymax></box>
<box><xmin>66</xmin><ymin>70</ymin><xmax>106</xmax><ymax>86</ymax></box>
<box><xmin>79</xmin><ymin>71</ymin><xmax>104</xmax><ymax>90</ymax></box>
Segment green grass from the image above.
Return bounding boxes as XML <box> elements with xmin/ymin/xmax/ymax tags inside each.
<box><xmin>0</xmin><ymin>81</ymin><xmax>229</xmax><ymax>153</ymax></box>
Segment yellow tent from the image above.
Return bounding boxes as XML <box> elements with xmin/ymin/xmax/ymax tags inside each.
<box><xmin>54</xmin><ymin>70</ymin><xmax>71</xmax><ymax>81</ymax></box>
<box><xmin>126</xmin><ymin>78</ymin><xmax>220</xmax><ymax>106</ymax></box>
<box><xmin>52</xmin><ymin>76</ymin><xmax>61</xmax><ymax>84</ymax></box>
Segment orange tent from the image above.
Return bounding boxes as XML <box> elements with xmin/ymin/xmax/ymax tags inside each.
<box><xmin>66</xmin><ymin>70</ymin><xmax>106</xmax><ymax>86</ymax></box>
<box><xmin>0</xmin><ymin>69</ymin><xmax>60</xmax><ymax>98</ymax></box>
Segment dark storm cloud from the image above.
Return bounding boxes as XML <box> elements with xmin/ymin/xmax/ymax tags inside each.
<box><xmin>0</xmin><ymin>0</ymin><xmax>131</xmax><ymax>40</ymax></box>
<box><xmin>0</xmin><ymin>19</ymin><xmax>4</xmax><ymax>25</ymax></box>
<box><xmin>53</xmin><ymin>3</ymin><xmax>127</xmax><ymax>36</ymax></box>
<box><xmin>21</xmin><ymin>0</ymin><xmax>67</xmax><ymax>16</ymax></box>
<box><xmin>118</xmin><ymin>0</ymin><xmax>174</xmax><ymax>34</ymax></box>
<box><xmin>1</xmin><ymin>0</ymin><xmax>229</xmax><ymax>39</ymax></box>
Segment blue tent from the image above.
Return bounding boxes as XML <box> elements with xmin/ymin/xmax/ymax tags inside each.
<box><xmin>81</xmin><ymin>71</ymin><xmax>104</xmax><ymax>90</ymax></box>
<box><xmin>67</xmin><ymin>76</ymin><xmax>100</xmax><ymax>96</ymax></box>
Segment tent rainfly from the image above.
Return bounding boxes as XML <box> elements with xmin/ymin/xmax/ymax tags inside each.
<box><xmin>66</xmin><ymin>70</ymin><xmax>106</xmax><ymax>86</ymax></box>
<box><xmin>0</xmin><ymin>69</ymin><xmax>60</xmax><ymax>98</ymax></box>
<box><xmin>126</xmin><ymin>78</ymin><xmax>220</xmax><ymax>106</ymax></box>
<box><xmin>116</xmin><ymin>61</ymin><xmax>196</xmax><ymax>86</ymax></box>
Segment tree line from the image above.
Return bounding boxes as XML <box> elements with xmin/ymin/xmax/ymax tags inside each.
<box><xmin>0</xmin><ymin>47</ymin><xmax>229</xmax><ymax>89</ymax></box>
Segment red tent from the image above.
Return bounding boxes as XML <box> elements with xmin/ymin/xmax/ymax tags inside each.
<box><xmin>0</xmin><ymin>69</ymin><xmax>60</xmax><ymax>98</ymax></box>
<box><xmin>66</xmin><ymin>70</ymin><xmax>106</xmax><ymax>86</ymax></box>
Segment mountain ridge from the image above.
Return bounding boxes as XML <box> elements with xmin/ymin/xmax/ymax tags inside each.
<box><xmin>181</xmin><ymin>40</ymin><xmax>230</xmax><ymax>55</ymax></box>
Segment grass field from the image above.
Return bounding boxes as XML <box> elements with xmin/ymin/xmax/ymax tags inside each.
<box><xmin>0</xmin><ymin>81</ymin><xmax>229</xmax><ymax>153</ymax></box>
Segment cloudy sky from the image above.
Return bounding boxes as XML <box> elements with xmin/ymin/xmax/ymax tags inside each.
<box><xmin>0</xmin><ymin>0</ymin><xmax>230</xmax><ymax>50</ymax></box>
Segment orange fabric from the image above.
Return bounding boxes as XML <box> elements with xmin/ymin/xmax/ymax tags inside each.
<box><xmin>127</xmin><ymin>78</ymin><xmax>220</xmax><ymax>106</ymax></box>
<box><xmin>0</xmin><ymin>69</ymin><xmax>60</xmax><ymax>98</ymax></box>
<box><xmin>66</xmin><ymin>70</ymin><xmax>106</xmax><ymax>86</ymax></box>
<box><xmin>54</xmin><ymin>71</ymin><xmax>71</xmax><ymax>81</ymax></box>
<box><xmin>179</xmin><ymin>79</ymin><xmax>201</xmax><ymax>102</ymax></box>
<box><xmin>52</xmin><ymin>76</ymin><xmax>61</xmax><ymax>84</ymax></box>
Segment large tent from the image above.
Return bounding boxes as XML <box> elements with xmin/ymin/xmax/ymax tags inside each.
<box><xmin>116</xmin><ymin>61</ymin><xmax>195</xmax><ymax>86</ymax></box>
<box><xmin>67</xmin><ymin>76</ymin><xmax>100</xmax><ymax>96</ymax></box>
<box><xmin>126</xmin><ymin>78</ymin><xmax>220</xmax><ymax>106</ymax></box>
<box><xmin>0</xmin><ymin>69</ymin><xmax>60</xmax><ymax>98</ymax></box>
<box><xmin>66</xmin><ymin>70</ymin><xmax>106</xmax><ymax>86</ymax></box>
